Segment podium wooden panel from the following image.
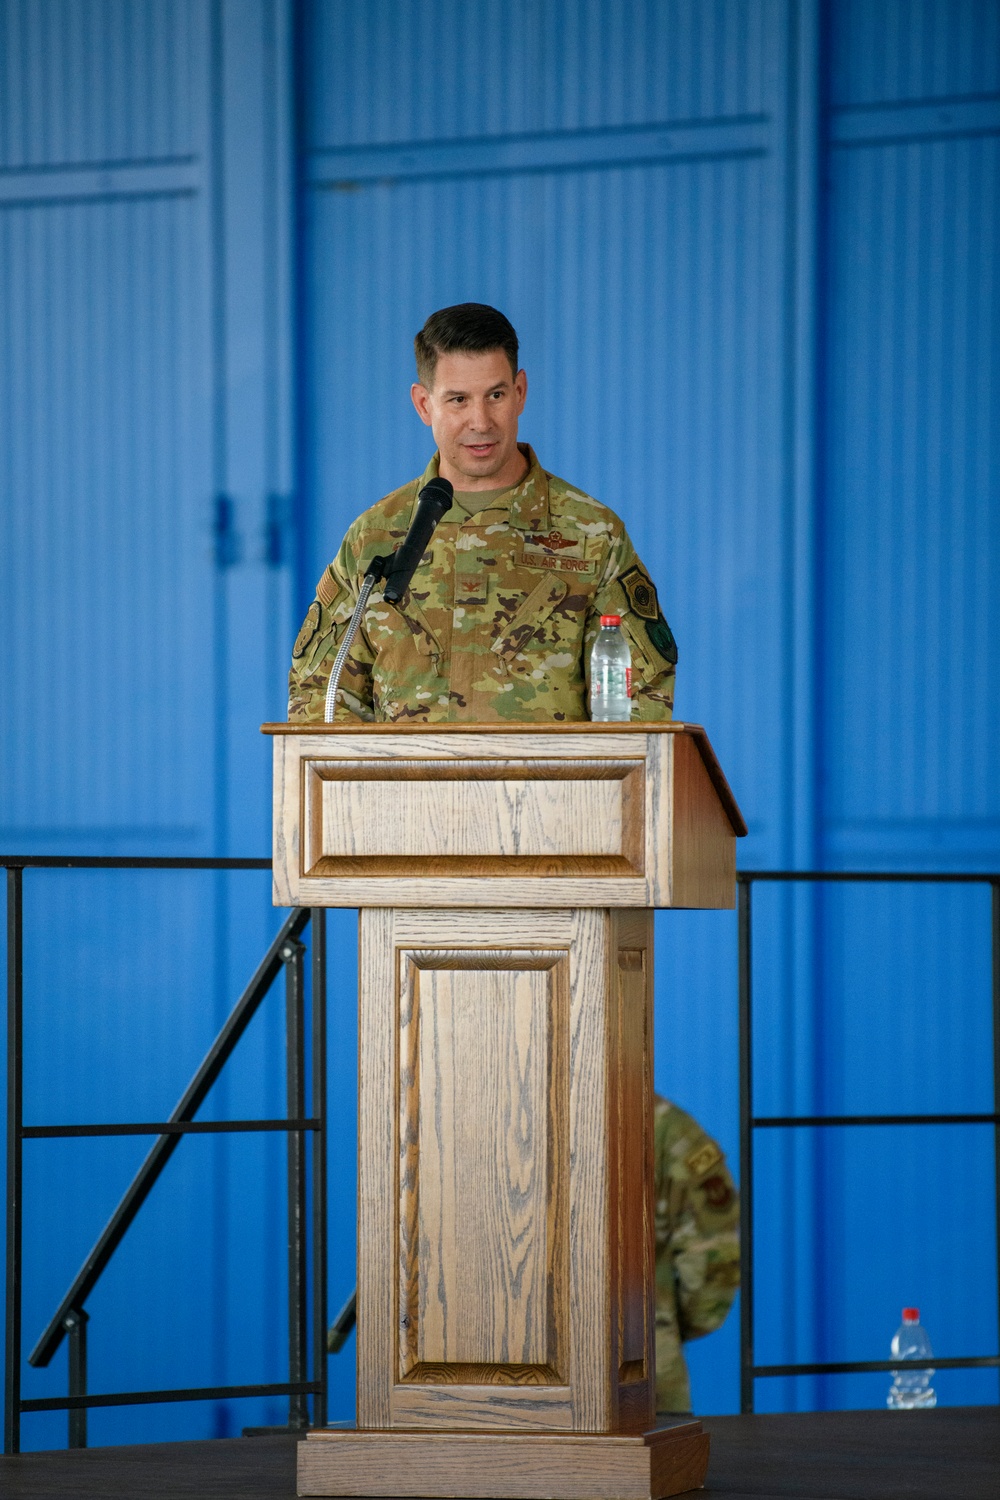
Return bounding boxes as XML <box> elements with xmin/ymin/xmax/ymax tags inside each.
<box><xmin>263</xmin><ymin>723</ymin><xmax>746</xmax><ymax>1500</ymax></box>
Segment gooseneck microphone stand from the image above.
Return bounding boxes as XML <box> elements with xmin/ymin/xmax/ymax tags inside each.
<box><xmin>323</xmin><ymin>555</ymin><xmax>389</xmax><ymax>723</ymax></box>
<box><xmin>323</xmin><ymin>476</ymin><xmax>454</xmax><ymax>723</ymax></box>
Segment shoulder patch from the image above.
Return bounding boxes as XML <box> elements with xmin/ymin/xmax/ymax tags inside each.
<box><xmin>619</xmin><ymin>565</ymin><xmax>659</xmax><ymax>621</ymax></box>
<box><xmin>700</xmin><ymin>1173</ymin><xmax>734</xmax><ymax>1210</ymax></box>
<box><xmin>292</xmin><ymin>600</ymin><xmax>322</xmax><ymax>660</ymax></box>
<box><xmin>686</xmin><ymin>1141</ymin><xmax>723</xmax><ymax>1178</ymax></box>
<box><xmin>316</xmin><ymin>568</ymin><xmax>339</xmax><ymax>607</ymax></box>
<box><xmin>647</xmin><ymin>613</ymin><xmax>678</xmax><ymax>665</ymax></box>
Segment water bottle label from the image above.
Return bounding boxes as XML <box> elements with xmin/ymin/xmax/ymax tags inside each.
<box><xmin>592</xmin><ymin>670</ymin><xmax>629</xmax><ymax>698</ymax></box>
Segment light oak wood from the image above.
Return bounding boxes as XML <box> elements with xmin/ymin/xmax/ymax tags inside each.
<box><xmin>265</xmin><ymin>722</ymin><xmax>743</xmax><ymax>910</ymax></box>
<box><xmin>265</xmin><ymin>721</ymin><xmax>743</xmax><ymax>1496</ymax></box>
<box><xmin>357</xmin><ymin>907</ymin><xmax>656</xmax><ymax>1436</ymax></box>
<box><xmin>399</xmin><ymin>947</ymin><xmax>569</xmax><ymax>1378</ymax></box>
<box><xmin>610</xmin><ymin>911</ymin><xmax>655</xmax><ymax>1410</ymax></box>
<box><xmin>306</xmin><ymin>757</ymin><xmax>645</xmax><ymax>876</ymax></box>
<box><xmin>297</xmin><ymin>1421</ymin><xmax>710</xmax><ymax>1500</ymax></box>
<box><xmin>668</xmin><ymin>732</ymin><xmax>741</xmax><ymax>909</ymax></box>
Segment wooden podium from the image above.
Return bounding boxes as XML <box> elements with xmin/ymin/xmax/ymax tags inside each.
<box><xmin>263</xmin><ymin>722</ymin><xmax>746</xmax><ymax>1499</ymax></box>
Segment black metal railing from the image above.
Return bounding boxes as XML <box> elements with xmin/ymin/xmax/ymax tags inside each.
<box><xmin>738</xmin><ymin>869</ymin><xmax>1000</xmax><ymax>1412</ymax></box>
<box><xmin>3</xmin><ymin>856</ymin><xmax>328</xmax><ymax>1454</ymax></box>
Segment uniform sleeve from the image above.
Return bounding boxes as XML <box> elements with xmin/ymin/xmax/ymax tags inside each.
<box><xmin>653</xmin><ymin>1104</ymin><xmax>741</xmax><ymax>1345</ymax></box>
<box><xmin>287</xmin><ymin>533</ymin><xmax>377</xmax><ymax>723</ymax></box>
<box><xmin>585</xmin><ymin>528</ymin><xmax>677</xmax><ymax>721</ymax></box>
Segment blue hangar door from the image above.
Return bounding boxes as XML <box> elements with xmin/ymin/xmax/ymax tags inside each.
<box><xmin>1</xmin><ymin>1</ymin><xmax>297</xmax><ymax>1446</ymax></box>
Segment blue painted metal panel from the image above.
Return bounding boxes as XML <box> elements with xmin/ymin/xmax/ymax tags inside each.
<box><xmin>830</xmin><ymin>0</ymin><xmax>1000</xmax><ymax>108</ymax></box>
<box><xmin>812</xmin><ymin>0</ymin><xmax>1000</xmax><ymax>1412</ymax></box>
<box><xmin>0</xmin><ymin>0</ymin><xmax>201</xmax><ymax>167</ymax></box>
<box><xmin>1</xmin><ymin>0</ymin><xmax>300</xmax><ymax>1449</ymax></box>
<box><xmin>822</xmin><ymin>130</ymin><xmax>1000</xmax><ymax>866</ymax></box>
<box><xmin>0</xmin><ymin>192</ymin><xmax>215</xmax><ymax>849</ymax></box>
<box><xmin>306</xmin><ymin>0</ymin><xmax>770</xmax><ymax>146</ymax></box>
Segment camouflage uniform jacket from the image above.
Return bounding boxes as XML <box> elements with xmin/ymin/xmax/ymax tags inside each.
<box><xmin>654</xmin><ymin>1096</ymin><xmax>740</xmax><ymax>1413</ymax></box>
<box><xmin>288</xmin><ymin>445</ymin><xmax>677</xmax><ymax>723</ymax></box>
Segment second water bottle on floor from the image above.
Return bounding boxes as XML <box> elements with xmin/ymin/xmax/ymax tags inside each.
<box><xmin>887</xmin><ymin>1308</ymin><xmax>936</xmax><ymax>1409</ymax></box>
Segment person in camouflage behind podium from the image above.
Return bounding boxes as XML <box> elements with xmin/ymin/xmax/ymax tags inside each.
<box><xmin>288</xmin><ymin>303</ymin><xmax>677</xmax><ymax>723</ymax></box>
<box><xmin>653</xmin><ymin>1095</ymin><xmax>741</xmax><ymax>1413</ymax></box>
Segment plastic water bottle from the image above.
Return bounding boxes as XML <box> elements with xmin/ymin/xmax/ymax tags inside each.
<box><xmin>887</xmin><ymin>1307</ymin><xmax>936</xmax><ymax>1409</ymax></box>
<box><xmin>589</xmin><ymin>614</ymin><xmax>632</xmax><ymax>721</ymax></box>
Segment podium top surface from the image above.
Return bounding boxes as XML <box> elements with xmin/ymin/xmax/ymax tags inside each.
<box><xmin>262</xmin><ymin>719</ymin><xmax>747</xmax><ymax>838</ymax></box>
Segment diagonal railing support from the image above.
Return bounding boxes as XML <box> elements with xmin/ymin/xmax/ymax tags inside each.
<box><xmin>28</xmin><ymin>905</ymin><xmax>311</xmax><ymax>1371</ymax></box>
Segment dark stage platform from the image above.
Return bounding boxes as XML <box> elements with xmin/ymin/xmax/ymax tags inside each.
<box><xmin>1</xmin><ymin>1408</ymin><xmax>996</xmax><ymax>1500</ymax></box>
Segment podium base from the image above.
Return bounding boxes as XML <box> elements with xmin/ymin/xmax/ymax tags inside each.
<box><xmin>297</xmin><ymin>1420</ymin><xmax>709</xmax><ymax>1499</ymax></box>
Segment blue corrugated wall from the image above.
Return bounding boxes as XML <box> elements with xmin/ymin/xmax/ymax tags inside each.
<box><xmin>2</xmin><ymin>0</ymin><xmax>998</xmax><ymax>1447</ymax></box>
<box><xmin>1</xmin><ymin>0</ymin><xmax>302</xmax><ymax>1445</ymax></box>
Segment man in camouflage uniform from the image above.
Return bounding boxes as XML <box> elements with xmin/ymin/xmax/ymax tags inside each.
<box><xmin>288</xmin><ymin>303</ymin><xmax>677</xmax><ymax>722</ymax></box>
<box><xmin>653</xmin><ymin>1095</ymin><xmax>740</xmax><ymax>1412</ymax></box>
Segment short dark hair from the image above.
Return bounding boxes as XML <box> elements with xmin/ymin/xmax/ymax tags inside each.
<box><xmin>414</xmin><ymin>303</ymin><xmax>519</xmax><ymax>387</ymax></box>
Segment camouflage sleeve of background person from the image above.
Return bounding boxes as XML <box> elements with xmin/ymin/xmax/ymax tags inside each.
<box><xmin>287</xmin><ymin>528</ymin><xmax>377</xmax><ymax>722</ymax></box>
<box><xmin>653</xmin><ymin>1096</ymin><xmax>740</xmax><ymax>1413</ymax></box>
<box><xmin>583</xmin><ymin>526</ymin><xmax>678</xmax><ymax>720</ymax></box>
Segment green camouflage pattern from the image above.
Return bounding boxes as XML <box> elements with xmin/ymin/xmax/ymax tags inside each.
<box><xmin>654</xmin><ymin>1095</ymin><xmax>740</xmax><ymax>1413</ymax></box>
<box><xmin>288</xmin><ymin>445</ymin><xmax>677</xmax><ymax>723</ymax></box>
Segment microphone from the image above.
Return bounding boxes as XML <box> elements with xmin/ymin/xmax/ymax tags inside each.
<box><xmin>382</xmin><ymin>477</ymin><xmax>453</xmax><ymax>603</ymax></box>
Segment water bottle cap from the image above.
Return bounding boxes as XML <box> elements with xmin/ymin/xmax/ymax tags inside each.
<box><xmin>902</xmin><ymin>1307</ymin><xmax>919</xmax><ymax>1323</ymax></box>
<box><xmin>600</xmin><ymin>615</ymin><xmax>621</xmax><ymax>626</ymax></box>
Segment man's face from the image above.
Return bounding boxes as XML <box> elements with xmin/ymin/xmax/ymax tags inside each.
<box><xmin>411</xmin><ymin>349</ymin><xmax>528</xmax><ymax>490</ymax></box>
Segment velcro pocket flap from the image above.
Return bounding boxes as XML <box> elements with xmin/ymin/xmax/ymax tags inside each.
<box><xmin>367</xmin><ymin>596</ymin><xmax>440</xmax><ymax>657</ymax></box>
<box><xmin>491</xmin><ymin>575</ymin><xmax>569</xmax><ymax>659</ymax></box>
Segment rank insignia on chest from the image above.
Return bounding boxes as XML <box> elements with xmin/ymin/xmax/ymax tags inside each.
<box><xmin>620</xmin><ymin>566</ymin><xmax>659</xmax><ymax>620</ymax></box>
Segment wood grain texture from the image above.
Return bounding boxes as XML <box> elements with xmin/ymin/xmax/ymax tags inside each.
<box><xmin>360</xmin><ymin>907</ymin><xmax>663</xmax><ymax>1436</ymax></box>
<box><xmin>331</xmin><ymin>730</ymin><xmax>740</xmax><ymax>1449</ymax></box>
<box><xmin>565</xmin><ymin>907</ymin><xmax>614</xmax><ymax>1432</ymax></box>
<box><xmin>268</xmin><ymin>726</ymin><xmax>742</xmax><ymax>910</ymax></box>
<box><xmin>610</xmin><ymin>911</ymin><xmax>655</xmax><ymax>1433</ymax></box>
<box><xmin>387</xmin><ymin>1382</ymin><xmax>574</xmax><ymax>1431</ymax></box>
<box><xmin>669</xmin><ymin>733</ymin><xmax>738</xmax><ymax>910</ymax></box>
<box><xmin>318</xmin><ymin>765</ymin><xmax>626</xmax><ymax>860</ymax></box>
<box><xmin>270</xmin><ymin>736</ymin><xmax>296</xmax><ymax>907</ymax></box>
<box><xmin>365</xmin><ymin>910</ymin><xmax>577</xmax><ymax>1433</ymax></box>
<box><xmin>288</xmin><ymin>872</ymin><xmax>652</xmax><ymax>909</ymax></box>
<box><xmin>356</xmin><ymin>908</ymin><xmax>395</xmax><ymax>1429</ymax></box>
<box><xmin>398</xmin><ymin>947</ymin><xmax>569</xmax><ymax>1379</ymax></box>
<box><xmin>264</xmin><ymin>719</ymin><xmax>745</xmax><ymax>833</ymax></box>
<box><xmin>298</xmin><ymin>1421</ymin><xmax>709</xmax><ymax>1500</ymax></box>
<box><xmin>305</xmin><ymin>759</ymin><xmax>643</xmax><ymax>875</ymax></box>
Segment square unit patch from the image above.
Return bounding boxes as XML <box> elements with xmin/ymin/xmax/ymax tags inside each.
<box><xmin>620</xmin><ymin>566</ymin><xmax>659</xmax><ymax>620</ymax></box>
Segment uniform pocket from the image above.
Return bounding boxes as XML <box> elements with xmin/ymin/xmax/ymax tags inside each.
<box><xmin>366</xmin><ymin>598</ymin><xmax>439</xmax><ymax>659</ymax></box>
<box><xmin>490</xmin><ymin>574</ymin><xmax>569</xmax><ymax>660</ymax></box>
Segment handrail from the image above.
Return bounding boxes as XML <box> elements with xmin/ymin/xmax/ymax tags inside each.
<box><xmin>1</xmin><ymin>857</ymin><xmax>271</xmax><ymax>869</ymax></box>
<box><xmin>28</xmin><ymin>903</ymin><xmax>310</xmax><ymax>1368</ymax></box>
<box><xmin>4</xmin><ymin>856</ymin><xmax>328</xmax><ymax>1453</ymax></box>
<box><xmin>737</xmin><ymin>868</ymin><xmax>1000</xmax><ymax>1413</ymax></box>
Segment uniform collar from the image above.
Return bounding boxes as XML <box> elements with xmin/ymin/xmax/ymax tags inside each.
<box><xmin>415</xmin><ymin>444</ymin><xmax>551</xmax><ymax>533</ymax></box>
